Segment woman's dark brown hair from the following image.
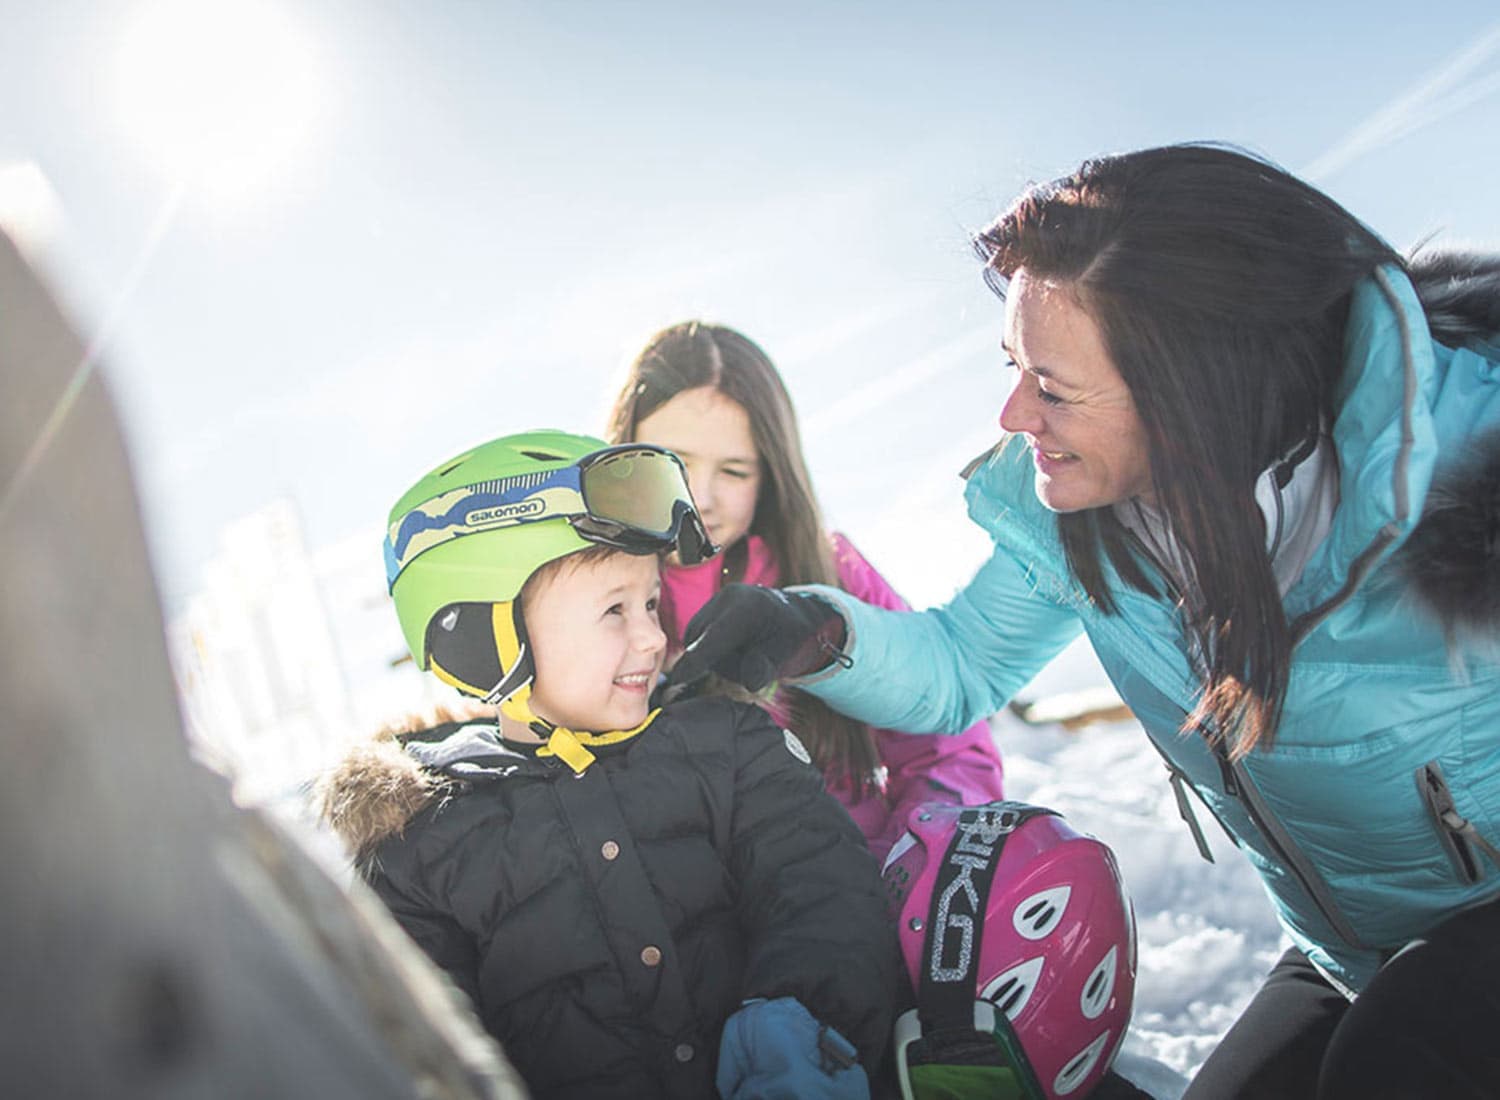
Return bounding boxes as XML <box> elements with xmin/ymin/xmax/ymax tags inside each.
<box><xmin>975</xmin><ymin>143</ymin><xmax>1403</xmax><ymax>758</ymax></box>
<box><xmin>606</xmin><ymin>321</ymin><xmax>880</xmax><ymax>790</ymax></box>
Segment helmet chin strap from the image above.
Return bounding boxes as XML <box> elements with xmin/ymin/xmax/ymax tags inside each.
<box><xmin>426</xmin><ymin>600</ymin><xmax>660</xmax><ymax>774</ymax></box>
<box><xmin>498</xmin><ymin>685</ymin><xmax>661</xmax><ymax>776</ymax></box>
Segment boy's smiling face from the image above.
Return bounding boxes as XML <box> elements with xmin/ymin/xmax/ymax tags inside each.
<box><xmin>522</xmin><ymin>550</ymin><xmax>666</xmax><ymax>734</ymax></box>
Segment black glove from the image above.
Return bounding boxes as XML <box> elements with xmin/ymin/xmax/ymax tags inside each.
<box><xmin>664</xmin><ymin>584</ymin><xmax>850</xmax><ymax>699</ymax></box>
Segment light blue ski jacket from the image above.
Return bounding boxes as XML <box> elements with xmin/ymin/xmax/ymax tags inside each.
<box><xmin>802</xmin><ymin>264</ymin><xmax>1500</xmax><ymax>994</ymax></box>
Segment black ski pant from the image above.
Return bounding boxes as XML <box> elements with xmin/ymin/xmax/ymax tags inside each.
<box><xmin>1182</xmin><ymin>895</ymin><xmax>1500</xmax><ymax>1100</ymax></box>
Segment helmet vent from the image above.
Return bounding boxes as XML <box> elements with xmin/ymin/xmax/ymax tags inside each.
<box><xmin>1013</xmin><ymin>885</ymin><xmax>1071</xmax><ymax>940</ymax></box>
<box><xmin>1080</xmin><ymin>946</ymin><xmax>1118</xmax><ymax>1019</ymax></box>
<box><xmin>519</xmin><ymin>449</ymin><xmax>565</xmax><ymax>461</ymax></box>
<box><xmin>979</xmin><ymin>956</ymin><xmax>1044</xmax><ymax>1021</ymax></box>
<box><xmin>1054</xmin><ymin>1030</ymin><xmax>1111</xmax><ymax>1095</ymax></box>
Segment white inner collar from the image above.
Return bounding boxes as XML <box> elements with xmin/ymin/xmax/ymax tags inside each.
<box><xmin>1115</xmin><ymin>433</ymin><xmax>1339</xmax><ymax>599</ymax></box>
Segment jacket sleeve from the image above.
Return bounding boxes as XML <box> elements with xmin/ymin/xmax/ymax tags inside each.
<box><xmin>365</xmin><ymin>858</ymin><xmax>484</xmax><ymax>1010</ymax></box>
<box><xmin>794</xmin><ymin>543</ymin><xmax>1082</xmax><ymax>733</ymax></box>
<box><xmin>829</xmin><ymin>532</ymin><xmax>1008</xmax><ymax>825</ymax></box>
<box><xmin>726</xmin><ymin>703</ymin><xmax>902</xmax><ymax>1071</ymax></box>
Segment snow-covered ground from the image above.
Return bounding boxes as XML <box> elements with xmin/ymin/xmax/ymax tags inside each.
<box><xmin>993</xmin><ymin>642</ymin><xmax>1285</xmax><ymax>1097</ymax></box>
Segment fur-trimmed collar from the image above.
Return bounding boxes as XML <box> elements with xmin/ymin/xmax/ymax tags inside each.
<box><xmin>1400</xmin><ymin>251</ymin><xmax>1500</xmax><ymax>636</ymax></box>
<box><xmin>316</xmin><ymin>703</ymin><xmax>487</xmax><ymax>861</ymax></box>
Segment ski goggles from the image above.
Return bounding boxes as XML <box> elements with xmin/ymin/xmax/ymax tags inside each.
<box><xmin>384</xmin><ymin>444</ymin><xmax>716</xmax><ymax>589</ymax></box>
<box><xmin>894</xmin><ymin>1002</ymin><xmax>1045</xmax><ymax>1100</ymax></box>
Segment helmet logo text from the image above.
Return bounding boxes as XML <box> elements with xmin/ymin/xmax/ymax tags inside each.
<box><xmin>929</xmin><ymin>807</ymin><xmax>1018</xmax><ymax>982</ymax></box>
<box><xmin>467</xmin><ymin>499</ymin><xmax>545</xmax><ymax>527</ymax></box>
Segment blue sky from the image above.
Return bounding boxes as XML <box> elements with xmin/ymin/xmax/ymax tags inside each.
<box><xmin>3</xmin><ymin>1</ymin><xmax>1499</xmax><ymax>609</ymax></box>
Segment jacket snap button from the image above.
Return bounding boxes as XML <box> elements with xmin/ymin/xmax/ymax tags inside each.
<box><xmin>640</xmin><ymin>945</ymin><xmax>662</xmax><ymax>967</ymax></box>
<box><xmin>674</xmin><ymin>1043</ymin><xmax>694</xmax><ymax>1063</ymax></box>
<box><xmin>601</xmin><ymin>840</ymin><xmax>620</xmax><ymax>861</ymax></box>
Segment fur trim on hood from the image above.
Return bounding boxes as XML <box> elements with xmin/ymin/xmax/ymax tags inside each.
<box><xmin>1411</xmin><ymin>249</ymin><xmax>1500</xmax><ymax>354</ymax></box>
<box><xmin>1399</xmin><ymin>426</ymin><xmax>1500</xmax><ymax>639</ymax></box>
<box><xmin>1399</xmin><ymin>251</ymin><xmax>1500</xmax><ymax>637</ymax></box>
<box><xmin>315</xmin><ymin>704</ymin><xmax>480</xmax><ymax>861</ymax></box>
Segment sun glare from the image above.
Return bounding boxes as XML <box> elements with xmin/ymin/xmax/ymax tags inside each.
<box><xmin>0</xmin><ymin>161</ymin><xmax>65</xmax><ymax>254</ymax></box>
<box><xmin>111</xmin><ymin>0</ymin><xmax>328</xmax><ymax>205</ymax></box>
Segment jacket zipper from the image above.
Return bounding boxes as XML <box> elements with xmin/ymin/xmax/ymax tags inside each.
<box><xmin>1418</xmin><ymin>761</ymin><xmax>1500</xmax><ymax>884</ymax></box>
<box><xmin>1209</xmin><ymin>738</ymin><xmax>1366</xmax><ymax>948</ymax></box>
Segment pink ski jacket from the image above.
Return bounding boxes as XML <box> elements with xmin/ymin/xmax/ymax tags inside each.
<box><xmin>660</xmin><ymin>533</ymin><xmax>1004</xmax><ymax>861</ymax></box>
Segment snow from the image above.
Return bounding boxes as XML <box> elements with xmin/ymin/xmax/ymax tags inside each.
<box><xmin>989</xmin><ymin>642</ymin><xmax>1285</xmax><ymax>1096</ymax></box>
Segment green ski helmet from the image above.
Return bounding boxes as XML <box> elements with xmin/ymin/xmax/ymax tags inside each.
<box><xmin>384</xmin><ymin>429</ymin><xmax>713</xmax><ymax>714</ymax></box>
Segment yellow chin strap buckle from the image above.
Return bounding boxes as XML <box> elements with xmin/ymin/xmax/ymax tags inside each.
<box><xmin>532</xmin><ymin>709</ymin><xmax>663</xmax><ymax>776</ymax></box>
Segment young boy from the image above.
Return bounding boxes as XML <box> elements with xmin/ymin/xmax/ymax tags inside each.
<box><xmin>319</xmin><ymin>430</ymin><xmax>898</xmax><ymax>1100</ymax></box>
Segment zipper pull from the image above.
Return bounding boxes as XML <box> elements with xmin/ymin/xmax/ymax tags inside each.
<box><xmin>1419</xmin><ymin>762</ymin><xmax>1500</xmax><ymax>882</ymax></box>
<box><xmin>1444</xmin><ymin>813</ymin><xmax>1500</xmax><ymax>874</ymax></box>
<box><xmin>1169</xmin><ymin>769</ymin><xmax>1216</xmax><ymax>864</ymax></box>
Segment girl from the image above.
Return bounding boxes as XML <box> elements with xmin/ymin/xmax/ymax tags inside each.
<box><xmin>606</xmin><ymin>320</ymin><xmax>1005</xmax><ymax>860</ymax></box>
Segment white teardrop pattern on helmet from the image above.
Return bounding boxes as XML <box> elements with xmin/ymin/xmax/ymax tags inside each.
<box><xmin>979</xmin><ymin>956</ymin><xmax>1044</xmax><ymax>1020</ymax></box>
<box><xmin>1054</xmin><ymin>1030</ymin><xmax>1112</xmax><ymax>1095</ymax></box>
<box><xmin>882</xmin><ymin>830</ymin><xmax>918</xmax><ymax>875</ymax></box>
<box><xmin>1013</xmin><ymin>885</ymin><xmax>1071</xmax><ymax>939</ymax></box>
<box><xmin>1080</xmin><ymin>946</ymin><xmax>1118</xmax><ymax>1019</ymax></box>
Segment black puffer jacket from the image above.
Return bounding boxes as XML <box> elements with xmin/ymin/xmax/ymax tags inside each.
<box><xmin>320</xmin><ymin>695</ymin><xmax>901</xmax><ymax>1100</ymax></box>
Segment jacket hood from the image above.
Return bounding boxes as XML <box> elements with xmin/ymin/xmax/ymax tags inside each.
<box><xmin>317</xmin><ymin>704</ymin><xmax>498</xmax><ymax>860</ymax></box>
<box><xmin>1398</xmin><ymin>252</ymin><xmax>1500</xmax><ymax>637</ymax></box>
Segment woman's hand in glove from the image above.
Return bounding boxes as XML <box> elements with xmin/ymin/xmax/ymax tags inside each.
<box><xmin>664</xmin><ymin>584</ymin><xmax>849</xmax><ymax>700</ymax></box>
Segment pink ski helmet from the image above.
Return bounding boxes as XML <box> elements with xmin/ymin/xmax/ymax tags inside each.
<box><xmin>882</xmin><ymin>801</ymin><xmax>1136</xmax><ymax>1100</ymax></box>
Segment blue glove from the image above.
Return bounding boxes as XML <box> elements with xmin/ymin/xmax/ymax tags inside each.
<box><xmin>716</xmin><ymin>997</ymin><xmax>869</xmax><ymax>1100</ymax></box>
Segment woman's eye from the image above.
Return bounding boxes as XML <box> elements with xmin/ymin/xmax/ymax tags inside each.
<box><xmin>721</xmin><ymin>467</ymin><xmax>752</xmax><ymax>481</ymax></box>
<box><xmin>1038</xmin><ymin>386</ymin><xmax>1066</xmax><ymax>406</ymax></box>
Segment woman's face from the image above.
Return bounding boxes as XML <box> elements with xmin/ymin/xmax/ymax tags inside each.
<box><xmin>634</xmin><ymin>386</ymin><xmax>762</xmax><ymax>554</ymax></box>
<box><xmin>999</xmin><ymin>268</ymin><xmax>1154</xmax><ymax>513</ymax></box>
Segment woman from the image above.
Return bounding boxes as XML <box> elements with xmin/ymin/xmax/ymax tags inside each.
<box><xmin>606</xmin><ymin>320</ymin><xmax>1006</xmax><ymax>860</ymax></box>
<box><xmin>667</xmin><ymin>144</ymin><xmax>1500</xmax><ymax>1098</ymax></box>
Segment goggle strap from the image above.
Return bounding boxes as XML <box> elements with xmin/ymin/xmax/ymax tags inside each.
<box><xmin>389</xmin><ymin>444</ymin><xmax>711</xmax><ymax>585</ymax></box>
<box><xmin>919</xmin><ymin>805</ymin><xmax>1010</xmax><ymax>1029</ymax></box>
<box><xmin>915</xmin><ymin>803</ymin><xmax>1059</xmax><ymax>1099</ymax></box>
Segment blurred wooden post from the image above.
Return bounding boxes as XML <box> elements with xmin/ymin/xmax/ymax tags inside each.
<box><xmin>0</xmin><ymin>231</ymin><xmax>528</xmax><ymax>1099</ymax></box>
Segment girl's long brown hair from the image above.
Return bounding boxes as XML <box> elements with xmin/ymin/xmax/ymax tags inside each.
<box><xmin>606</xmin><ymin>321</ymin><xmax>881</xmax><ymax>792</ymax></box>
<box><xmin>974</xmin><ymin>143</ymin><xmax>1402</xmax><ymax>759</ymax></box>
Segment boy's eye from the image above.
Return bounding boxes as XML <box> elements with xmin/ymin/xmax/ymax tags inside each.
<box><xmin>605</xmin><ymin>603</ymin><xmax>624</xmax><ymax>616</ymax></box>
<box><xmin>646</xmin><ymin>595</ymin><xmax>659</xmax><ymax>612</ymax></box>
